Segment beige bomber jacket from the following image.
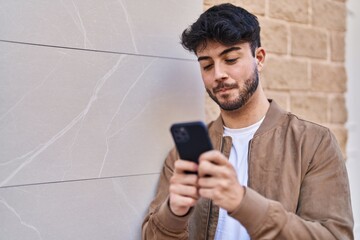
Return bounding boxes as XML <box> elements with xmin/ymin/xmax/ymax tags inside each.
<box><xmin>142</xmin><ymin>100</ymin><xmax>354</xmax><ymax>239</ymax></box>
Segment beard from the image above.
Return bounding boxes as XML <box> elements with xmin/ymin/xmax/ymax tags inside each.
<box><xmin>206</xmin><ymin>65</ymin><xmax>259</xmax><ymax>111</ymax></box>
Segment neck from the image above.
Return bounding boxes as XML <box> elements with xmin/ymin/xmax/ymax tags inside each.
<box><xmin>220</xmin><ymin>87</ymin><xmax>269</xmax><ymax>129</ymax></box>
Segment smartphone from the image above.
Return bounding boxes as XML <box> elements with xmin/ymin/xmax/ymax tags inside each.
<box><xmin>170</xmin><ymin>121</ymin><xmax>213</xmax><ymax>165</ymax></box>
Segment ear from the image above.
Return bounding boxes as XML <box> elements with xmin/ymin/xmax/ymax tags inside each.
<box><xmin>255</xmin><ymin>47</ymin><xmax>266</xmax><ymax>72</ymax></box>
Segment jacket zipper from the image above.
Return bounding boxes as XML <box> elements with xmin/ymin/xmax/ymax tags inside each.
<box><xmin>205</xmin><ymin>200</ymin><xmax>213</xmax><ymax>240</ymax></box>
<box><xmin>204</xmin><ymin>136</ymin><xmax>224</xmax><ymax>240</ymax></box>
<box><xmin>247</xmin><ymin>139</ymin><xmax>252</xmax><ymax>187</ymax></box>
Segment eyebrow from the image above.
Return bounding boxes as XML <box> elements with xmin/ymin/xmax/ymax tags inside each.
<box><xmin>197</xmin><ymin>46</ymin><xmax>241</xmax><ymax>62</ymax></box>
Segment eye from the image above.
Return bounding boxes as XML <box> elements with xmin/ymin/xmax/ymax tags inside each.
<box><xmin>203</xmin><ymin>64</ymin><xmax>213</xmax><ymax>71</ymax></box>
<box><xmin>225</xmin><ymin>58</ymin><xmax>239</xmax><ymax>64</ymax></box>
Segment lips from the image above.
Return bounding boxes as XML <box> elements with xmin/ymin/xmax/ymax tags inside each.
<box><xmin>215</xmin><ymin>87</ymin><xmax>232</xmax><ymax>93</ymax></box>
<box><xmin>213</xmin><ymin>83</ymin><xmax>238</xmax><ymax>93</ymax></box>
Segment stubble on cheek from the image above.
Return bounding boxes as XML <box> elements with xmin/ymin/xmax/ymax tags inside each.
<box><xmin>205</xmin><ymin>65</ymin><xmax>259</xmax><ymax>111</ymax></box>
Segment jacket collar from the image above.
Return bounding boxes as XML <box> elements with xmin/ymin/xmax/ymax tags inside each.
<box><xmin>209</xmin><ymin>99</ymin><xmax>288</xmax><ymax>137</ymax></box>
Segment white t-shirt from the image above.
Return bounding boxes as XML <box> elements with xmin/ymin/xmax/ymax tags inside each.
<box><xmin>214</xmin><ymin>117</ymin><xmax>264</xmax><ymax>240</ymax></box>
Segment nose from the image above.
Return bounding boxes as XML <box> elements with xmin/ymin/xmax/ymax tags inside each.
<box><xmin>213</xmin><ymin>63</ymin><xmax>227</xmax><ymax>81</ymax></box>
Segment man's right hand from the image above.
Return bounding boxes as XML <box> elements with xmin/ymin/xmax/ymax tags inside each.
<box><xmin>169</xmin><ymin>159</ymin><xmax>199</xmax><ymax>216</ymax></box>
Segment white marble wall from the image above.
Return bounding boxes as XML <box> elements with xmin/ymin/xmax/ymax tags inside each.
<box><xmin>0</xmin><ymin>1</ymin><xmax>203</xmax><ymax>239</ymax></box>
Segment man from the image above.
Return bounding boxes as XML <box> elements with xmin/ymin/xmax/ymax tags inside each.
<box><xmin>142</xmin><ymin>3</ymin><xmax>353</xmax><ymax>239</ymax></box>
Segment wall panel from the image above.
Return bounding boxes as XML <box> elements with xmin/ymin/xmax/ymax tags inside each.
<box><xmin>0</xmin><ymin>0</ymin><xmax>199</xmax><ymax>59</ymax></box>
<box><xmin>0</xmin><ymin>41</ymin><xmax>203</xmax><ymax>187</ymax></box>
<box><xmin>0</xmin><ymin>0</ymin><xmax>203</xmax><ymax>238</ymax></box>
<box><xmin>0</xmin><ymin>174</ymin><xmax>159</xmax><ymax>239</ymax></box>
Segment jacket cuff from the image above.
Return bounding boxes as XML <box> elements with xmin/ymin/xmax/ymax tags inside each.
<box><xmin>229</xmin><ymin>187</ymin><xmax>270</xmax><ymax>235</ymax></box>
<box><xmin>154</xmin><ymin>198</ymin><xmax>192</xmax><ymax>233</ymax></box>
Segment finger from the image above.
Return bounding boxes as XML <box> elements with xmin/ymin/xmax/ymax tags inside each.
<box><xmin>198</xmin><ymin>183</ymin><xmax>245</xmax><ymax>212</ymax></box>
<box><xmin>197</xmin><ymin>160</ymin><xmax>219</xmax><ymax>178</ymax></box>
<box><xmin>198</xmin><ymin>159</ymin><xmax>232</xmax><ymax>178</ymax></box>
<box><xmin>199</xmin><ymin>150</ymin><xmax>228</xmax><ymax>166</ymax></box>
<box><xmin>198</xmin><ymin>174</ymin><xmax>236</xmax><ymax>194</ymax></box>
<box><xmin>169</xmin><ymin>193</ymin><xmax>197</xmax><ymax>216</ymax></box>
<box><xmin>169</xmin><ymin>183</ymin><xmax>199</xmax><ymax>199</ymax></box>
<box><xmin>174</xmin><ymin>159</ymin><xmax>198</xmax><ymax>174</ymax></box>
<box><xmin>170</xmin><ymin>193</ymin><xmax>198</xmax><ymax>206</ymax></box>
<box><xmin>197</xmin><ymin>174</ymin><xmax>220</xmax><ymax>188</ymax></box>
<box><xmin>198</xmin><ymin>188</ymin><xmax>216</xmax><ymax>200</ymax></box>
<box><xmin>170</xmin><ymin>173</ymin><xmax>198</xmax><ymax>186</ymax></box>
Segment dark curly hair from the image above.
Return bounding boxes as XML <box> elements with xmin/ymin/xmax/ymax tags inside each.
<box><xmin>181</xmin><ymin>3</ymin><xmax>261</xmax><ymax>56</ymax></box>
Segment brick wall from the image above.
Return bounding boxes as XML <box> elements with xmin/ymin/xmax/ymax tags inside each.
<box><xmin>203</xmin><ymin>0</ymin><xmax>348</xmax><ymax>155</ymax></box>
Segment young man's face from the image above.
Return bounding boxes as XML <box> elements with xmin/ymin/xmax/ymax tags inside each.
<box><xmin>196</xmin><ymin>41</ymin><xmax>263</xmax><ymax>111</ymax></box>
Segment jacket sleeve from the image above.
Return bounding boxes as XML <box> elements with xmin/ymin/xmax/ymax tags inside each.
<box><xmin>230</xmin><ymin>129</ymin><xmax>354</xmax><ymax>240</ymax></box>
<box><xmin>141</xmin><ymin>148</ymin><xmax>192</xmax><ymax>240</ymax></box>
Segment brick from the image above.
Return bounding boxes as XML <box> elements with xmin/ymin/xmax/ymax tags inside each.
<box><xmin>264</xmin><ymin>90</ymin><xmax>290</xmax><ymax>111</ymax></box>
<box><xmin>204</xmin><ymin>0</ymin><xmax>264</xmax><ymax>15</ymax></box>
<box><xmin>204</xmin><ymin>0</ymin><xmax>226</xmax><ymax>10</ymax></box>
<box><xmin>262</xmin><ymin>57</ymin><xmax>309</xmax><ymax>90</ymax></box>
<box><xmin>291</xmin><ymin>26</ymin><xmax>328</xmax><ymax>59</ymax></box>
<box><xmin>204</xmin><ymin>0</ymin><xmax>216</xmax><ymax>5</ymax></box>
<box><xmin>329</xmin><ymin>95</ymin><xmax>347</xmax><ymax>124</ymax></box>
<box><xmin>331</xmin><ymin>31</ymin><xmax>345</xmax><ymax>62</ymax></box>
<box><xmin>214</xmin><ymin>0</ymin><xmax>237</xmax><ymax>4</ymax></box>
<box><xmin>312</xmin><ymin>0</ymin><xmax>346</xmax><ymax>31</ymax></box>
<box><xmin>311</xmin><ymin>63</ymin><xmax>347</xmax><ymax>92</ymax></box>
<box><xmin>204</xmin><ymin>0</ymin><xmax>215</xmax><ymax>5</ymax></box>
<box><xmin>204</xmin><ymin>0</ymin><xmax>217</xmax><ymax>10</ymax></box>
<box><xmin>290</xmin><ymin>94</ymin><xmax>328</xmax><ymax>123</ymax></box>
<box><xmin>259</xmin><ymin>18</ymin><xmax>288</xmax><ymax>54</ymax></box>
<box><xmin>269</xmin><ymin>0</ymin><xmax>309</xmax><ymax>23</ymax></box>
<box><xmin>233</xmin><ymin>0</ymin><xmax>266</xmax><ymax>15</ymax></box>
<box><xmin>261</xmin><ymin>72</ymin><xmax>269</xmax><ymax>89</ymax></box>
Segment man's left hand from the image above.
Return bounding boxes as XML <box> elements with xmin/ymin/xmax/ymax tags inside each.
<box><xmin>197</xmin><ymin>150</ymin><xmax>245</xmax><ymax>213</ymax></box>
